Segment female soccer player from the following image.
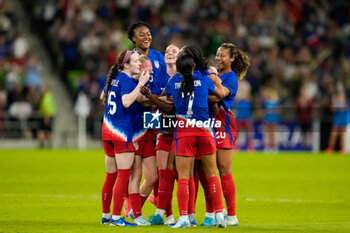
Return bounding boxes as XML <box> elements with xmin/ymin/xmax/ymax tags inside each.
<box><xmin>165</xmin><ymin>53</ymin><xmax>227</xmax><ymax>228</ymax></box>
<box><xmin>202</xmin><ymin>43</ymin><xmax>250</xmax><ymax>226</ymax></box>
<box><xmin>127</xmin><ymin>21</ymin><xmax>168</xmax><ymax>204</ymax></box>
<box><xmin>144</xmin><ymin>43</ymin><xmax>180</xmax><ymax>225</ymax></box>
<box><xmin>125</xmin><ymin>55</ymin><xmax>157</xmax><ymax>223</ymax></box>
<box><xmin>100</xmin><ymin>50</ymin><xmax>150</xmax><ymax>226</ymax></box>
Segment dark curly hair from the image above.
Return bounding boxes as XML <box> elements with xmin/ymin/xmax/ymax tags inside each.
<box><xmin>127</xmin><ymin>21</ymin><xmax>152</xmax><ymax>44</ymax></box>
<box><xmin>220</xmin><ymin>43</ymin><xmax>250</xmax><ymax>80</ymax></box>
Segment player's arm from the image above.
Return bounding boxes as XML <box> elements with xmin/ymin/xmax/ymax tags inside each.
<box><xmin>208</xmin><ymin>94</ymin><xmax>221</xmax><ymax>103</ymax></box>
<box><xmin>122</xmin><ymin>71</ymin><xmax>150</xmax><ymax>108</ymax></box>
<box><xmin>140</xmin><ymin>85</ymin><xmax>174</xmax><ymax>113</ymax></box>
<box><xmin>209</xmin><ymin>74</ymin><xmax>230</xmax><ymax>99</ymax></box>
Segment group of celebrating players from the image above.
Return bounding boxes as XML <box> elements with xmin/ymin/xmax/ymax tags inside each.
<box><xmin>99</xmin><ymin>21</ymin><xmax>250</xmax><ymax>228</ymax></box>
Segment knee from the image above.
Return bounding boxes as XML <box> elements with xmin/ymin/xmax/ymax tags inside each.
<box><xmin>217</xmin><ymin>163</ymin><xmax>231</xmax><ymax>176</ymax></box>
<box><xmin>145</xmin><ymin>172</ymin><xmax>158</xmax><ymax>185</ymax></box>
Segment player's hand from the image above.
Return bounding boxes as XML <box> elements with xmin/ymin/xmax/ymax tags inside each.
<box><xmin>139</xmin><ymin>70</ymin><xmax>150</xmax><ymax>86</ymax></box>
<box><xmin>140</xmin><ymin>84</ymin><xmax>150</xmax><ymax>96</ymax></box>
<box><xmin>208</xmin><ymin>66</ymin><xmax>218</xmax><ymax>75</ymax></box>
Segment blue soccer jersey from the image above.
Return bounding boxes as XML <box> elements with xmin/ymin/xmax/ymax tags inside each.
<box><xmin>102</xmin><ymin>72</ymin><xmax>135</xmax><ymax>142</ymax></box>
<box><xmin>134</xmin><ymin>48</ymin><xmax>167</xmax><ymax>95</ymax></box>
<box><xmin>212</xmin><ymin>71</ymin><xmax>238</xmax><ymax>133</ymax></box>
<box><xmin>217</xmin><ymin>71</ymin><xmax>238</xmax><ymax>111</ymax></box>
<box><xmin>165</xmin><ymin>71</ymin><xmax>216</xmax><ymax>138</ymax></box>
<box><xmin>128</xmin><ymin>80</ymin><xmax>152</xmax><ymax>142</ymax></box>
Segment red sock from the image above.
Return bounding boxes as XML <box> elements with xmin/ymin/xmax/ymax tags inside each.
<box><xmin>112</xmin><ymin>169</ymin><xmax>131</xmax><ymax>215</ymax></box>
<box><xmin>208</xmin><ymin>176</ymin><xmax>224</xmax><ymax>213</ymax></box>
<box><xmin>177</xmin><ymin>179</ymin><xmax>189</xmax><ymax>216</ymax></box>
<box><xmin>188</xmin><ymin>176</ymin><xmax>195</xmax><ymax>214</ymax></box>
<box><xmin>193</xmin><ymin>165</ymin><xmax>199</xmax><ymax>205</ymax></box>
<box><xmin>130</xmin><ymin>193</ymin><xmax>142</xmax><ymax>218</ymax></box>
<box><xmin>165</xmin><ymin>169</ymin><xmax>175</xmax><ymax>216</ymax></box>
<box><xmin>124</xmin><ymin>197</ymin><xmax>131</xmax><ymax>215</ymax></box>
<box><xmin>153</xmin><ymin>178</ymin><xmax>159</xmax><ymax>200</ymax></box>
<box><xmin>140</xmin><ymin>194</ymin><xmax>148</xmax><ymax>207</ymax></box>
<box><xmin>198</xmin><ymin>169</ymin><xmax>214</xmax><ymax>213</ymax></box>
<box><xmin>101</xmin><ymin>172</ymin><xmax>117</xmax><ymax>213</ymax></box>
<box><xmin>221</xmin><ymin>174</ymin><xmax>236</xmax><ymax>216</ymax></box>
<box><xmin>157</xmin><ymin>169</ymin><xmax>168</xmax><ymax>210</ymax></box>
<box><xmin>166</xmin><ymin>195</ymin><xmax>173</xmax><ymax>216</ymax></box>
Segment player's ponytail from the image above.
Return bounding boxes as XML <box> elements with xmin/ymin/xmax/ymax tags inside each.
<box><xmin>103</xmin><ymin>50</ymin><xmax>133</xmax><ymax>104</ymax></box>
<box><xmin>176</xmin><ymin>54</ymin><xmax>195</xmax><ymax>105</ymax></box>
<box><xmin>103</xmin><ymin>64</ymin><xmax>119</xmax><ymax>104</ymax></box>
<box><xmin>221</xmin><ymin>43</ymin><xmax>250</xmax><ymax>80</ymax></box>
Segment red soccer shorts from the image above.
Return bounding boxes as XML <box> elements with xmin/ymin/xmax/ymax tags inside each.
<box><xmin>135</xmin><ymin>139</ymin><xmax>156</xmax><ymax>158</ymax></box>
<box><xmin>175</xmin><ymin>136</ymin><xmax>216</xmax><ymax>158</ymax></box>
<box><xmin>155</xmin><ymin>139</ymin><xmax>173</xmax><ymax>152</ymax></box>
<box><xmin>103</xmin><ymin>140</ymin><xmax>136</xmax><ymax>157</ymax></box>
<box><xmin>215</xmin><ymin>131</ymin><xmax>237</xmax><ymax>149</ymax></box>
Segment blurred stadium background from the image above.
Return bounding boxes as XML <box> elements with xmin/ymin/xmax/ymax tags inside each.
<box><xmin>0</xmin><ymin>0</ymin><xmax>349</xmax><ymax>152</ymax></box>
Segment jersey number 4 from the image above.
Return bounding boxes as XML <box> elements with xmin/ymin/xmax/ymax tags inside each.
<box><xmin>107</xmin><ymin>91</ymin><xmax>116</xmax><ymax>115</ymax></box>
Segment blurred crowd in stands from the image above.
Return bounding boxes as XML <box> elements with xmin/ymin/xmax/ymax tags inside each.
<box><xmin>1</xmin><ymin>0</ymin><xmax>349</xmax><ymax>150</ymax></box>
<box><xmin>0</xmin><ymin>0</ymin><xmax>49</xmax><ymax>139</ymax></box>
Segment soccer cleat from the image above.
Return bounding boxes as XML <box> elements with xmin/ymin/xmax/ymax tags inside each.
<box><xmin>148</xmin><ymin>214</ymin><xmax>164</xmax><ymax>225</ymax></box>
<box><xmin>165</xmin><ymin>215</ymin><xmax>175</xmax><ymax>225</ymax></box>
<box><xmin>200</xmin><ymin>216</ymin><xmax>216</xmax><ymax>226</ymax></box>
<box><xmin>134</xmin><ymin>216</ymin><xmax>151</xmax><ymax>226</ymax></box>
<box><xmin>190</xmin><ymin>219</ymin><xmax>197</xmax><ymax>227</ymax></box>
<box><xmin>225</xmin><ymin>216</ymin><xmax>239</xmax><ymax>226</ymax></box>
<box><xmin>110</xmin><ymin>217</ymin><xmax>137</xmax><ymax>226</ymax></box>
<box><xmin>100</xmin><ymin>217</ymin><xmax>110</xmax><ymax>224</ymax></box>
<box><xmin>216</xmin><ymin>213</ymin><xmax>227</xmax><ymax>228</ymax></box>
<box><xmin>128</xmin><ymin>209</ymin><xmax>134</xmax><ymax>219</ymax></box>
<box><xmin>170</xmin><ymin>216</ymin><xmax>191</xmax><ymax>228</ymax></box>
<box><xmin>124</xmin><ymin>201</ymin><xmax>131</xmax><ymax>217</ymax></box>
<box><xmin>223</xmin><ymin>208</ymin><xmax>228</xmax><ymax>219</ymax></box>
<box><xmin>148</xmin><ymin>194</ymin><xmax>157</xmax><ymax>207</ymax></box>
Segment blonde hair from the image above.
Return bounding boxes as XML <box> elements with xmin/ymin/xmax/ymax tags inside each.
<box><xmin>139</xmin><ymin>55</ymin><xmax>150</xmax><ymax>63</ymax></box>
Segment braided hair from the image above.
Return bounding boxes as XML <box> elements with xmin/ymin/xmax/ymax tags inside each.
<box><xmin>103</xmin><ymin>50</ymin><xmax>132</xmax><ymax>104</ymax></box>
<box><xmin>176</xmin><ymin>54</ymin><xmax>195</xmax><ymax>105</ymax></box>
<box><xmin>220</xmin><ymin>43</ymin><xmax>250</xmax><ymax>80</ymax></box>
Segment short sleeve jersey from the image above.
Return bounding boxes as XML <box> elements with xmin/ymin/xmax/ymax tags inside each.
<box><xmin>128</xmin><ymin>79</ymin><xmax>152</xmax><ymax>142</ymax></box>
<box><xmin>135</xmin><ymin>48</ymin><xmax>167</xmax><ymax>96</ymax></box>
<box><xmin>102</xmin><ymin>72</ymin><xmax>135</xmax><ymax>142</ymax></box>
<box><xmin>165</xmin><ymin>71</ymin><xmax>216</xmax><ymax>138</ymax></box>
<box><xmin>214</xmin><ymin>71</ymin><xmax>238</xmax><ymax>133</ymax></box>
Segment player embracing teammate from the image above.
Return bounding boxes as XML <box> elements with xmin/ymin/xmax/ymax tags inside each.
<box><xmin>99</xmin><ymin>21</ymin><xmax>250</xmax><ymax>229</ymax></box>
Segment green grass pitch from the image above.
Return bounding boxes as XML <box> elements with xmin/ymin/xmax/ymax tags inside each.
<box><xmin>0</xmin><ymin>150</ymin><xmax>349</xmax><ymax>233</ymax></box>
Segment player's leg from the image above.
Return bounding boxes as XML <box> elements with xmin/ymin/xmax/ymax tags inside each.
<box><xmin>101</xmin><ymin>141</ymin><xmax>117</xmax><ymax>224</ymax></box>
<box><xmin>110</xmin><ymin>149</ymin><xmax>136</xmax><ymax>226</ymax></box>
<box><xmin>140</xmin><ymin>154</ymin><xmax>158</xmax><ymax>206</ymax></box>
<box><xmin>217</xmin><ymin>148</ymin><xmax>239</xmax><ymax>226</ymax></box>
<box><xmin>128</xmin><ymin>155</ymin><xmax>142</xmax><ymax>218</ymax></box>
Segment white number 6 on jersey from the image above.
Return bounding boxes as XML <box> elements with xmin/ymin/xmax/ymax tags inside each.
<box><xmin>108</xmin><ymin>91</ymin><xmax>117</xmax><ymax>115</ymax></box>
